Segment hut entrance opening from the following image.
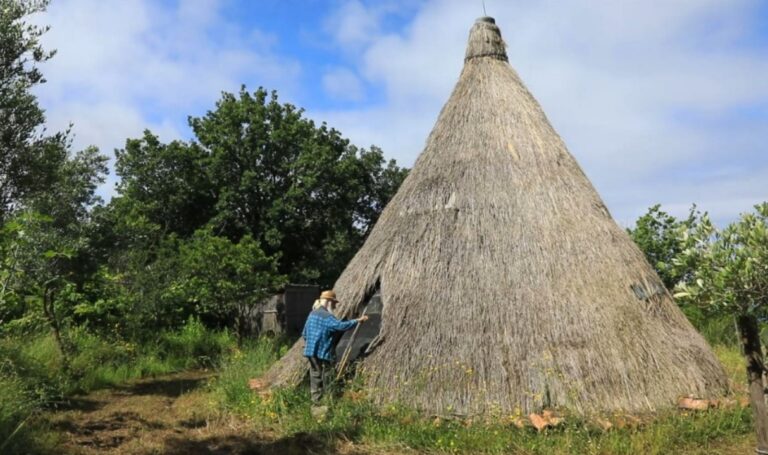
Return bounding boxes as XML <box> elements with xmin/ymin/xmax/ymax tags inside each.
<box><xmin>335</xmin><ymin>288</ymin><xmax>383</xmax><ymax>367</ymax></box>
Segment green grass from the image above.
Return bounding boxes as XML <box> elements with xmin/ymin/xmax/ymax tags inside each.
<box><xmin>0</xmin><ymin>313</ymin><xmax>757</xmax><ymax>454</ymax></box>
<box><xmin>683</xmin><ymin>307</ymin><xmax>740</xmax><ymax>347</ymax></box>
<box><xmin>0</xmin><ymin>374</ymin><xmax>54</xmax><ymax>454</ymax></box>
<box><xmin>0</xmin><ymin>317</ymin><xmax>235</xmax><ymax>396</ymax></box>
<box><xmin>211</xmin><ymin>340</ymin><xmax>754</xmax><ymax>454</ymax></box>
<box><xmin>66</xmin><ymin>318</ymin><xmax>235</xmax><ymax>392</ymax></box>
<box><xmin>212</xmin><ymin>335</ymin><xmax>291</xmax><ymax>412</ymax></box>
<box><xmin>0</xmin><ymin>318</ymin><xmax>238</xmax><ymax>454</ymax></box>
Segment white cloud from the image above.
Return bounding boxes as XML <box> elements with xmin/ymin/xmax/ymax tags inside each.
<box><xmin>28</xmin><ymin>0</ymin><xmax>768</xmax><ymax>223</ymax></box>
<box><xmin>324</xmin><ymin>0</ymin><xmax>382</xmax><ymax>51</ymax></box>
<box><xmin>33</xmin><ymin>0</ymin><xmax>302</xmax><ymax>200</ymax></box>
<box><xmin>322</xmin><ymin>67</ymin><xmax>366</xmax><ymax>101</ymax></box>
<box><xmin>43</xmin><ymin>101</ymin><xmax>182</xmax><ymax>199</ymax></box>
<box><xmin>324</xmin><ymin>0</ymin><xmax>419</xmax><ymax>53</ymax></box>
<box><xmin>317</xmin><ymin>0</ymin><xmax>768</xmax><ymax>225</ymax></box>
<box><xmin>615</xmin><ymin>164</ymin><xmax>768</xmax><ymax>227</ymax></box>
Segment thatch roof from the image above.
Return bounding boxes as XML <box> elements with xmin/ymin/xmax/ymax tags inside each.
<box><xmin>262</xmin><ymin>17</ymin><xmax>728</xmax><ymax>416</ymax></box>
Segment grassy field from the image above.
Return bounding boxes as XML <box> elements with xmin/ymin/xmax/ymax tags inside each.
<box><xmin>0</xmin><ymin>318</ymin><xmax>234</xmax><ymax>454</ymax></box>
<box><xmin>1</xmin><ymin>317</ymin><xmax>758</xmax><ymax>454</ymax></box>
<box><xmin>209</xmin><ymin>336</ymin><xmax>755</xmax><ymax>454</ymax></box>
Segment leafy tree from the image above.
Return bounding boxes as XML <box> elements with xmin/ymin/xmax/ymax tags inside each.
<box><xmin>1</xmin><ymin>212</ymin><xmax>81</xmax><ymax>365</ymax></box>
<box><xmin>627</xmin><ymin>204</ymin><xmax>704</xmax><ymax>289</ymax></box>
<box><xmin>79</xmin><ymin>222</ymin><xmax>286</xmax><ymax>339</ymax></box>
<box><xmin>172</xmin><ymin>229</ymin><xmax>285</xmax><ymax>339</ymax></box>
<box><xmin>0</xmin><ymin>146</ymin><xmax>106</xmax><ymax>353</ymax></box>
<box><xmin>674</xmin><ymin>203</ymin><xmax>768</xmax><ymax>452</ymax></box>
<box><xmin>114</xmin><ymin>87</ymin><xmax>408</xmax><ymax>285</ymax></box>
<box><xmin>107</xmin><ymin>88</ymin><xmax>409</xmax><ymax>335</ymax></box>
<box><xmin>0</xmin><ymin>0</ymin><xmax>108</xmax><ymax>350</ymax></box>
<box><xmin>0</xmin><ymin>0</ymin><xmax>109</xmax><ymax>350</ymax></box>
<box><xmin>190</xmin><ymin>87</ymin><xmax>407</xmax><ymax>284</ymax></box>
<box><xmin>114</xmin><ymin>133</ymin><xmax>215</xmax><ymax>237</ymax></box>
<box><xmin>0</xmin><ymin>0</ymin><xmax>70</xmax><ymax>221</ymax></box>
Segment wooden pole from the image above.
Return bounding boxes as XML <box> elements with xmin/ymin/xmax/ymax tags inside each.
<box><xmin>336</xmin><ymin>307</ymin><xmax>368</xmax><ymax>381</ymax></box>
<box><xmin>737</xmin><ymin>315</ymin><xmax>768</xmax><ymax>453</ymax></box>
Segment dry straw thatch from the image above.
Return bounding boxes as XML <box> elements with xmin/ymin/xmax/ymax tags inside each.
<box><xmin>262</xmin><ymin>17</ymin><xmax>728</xmax><ymax>416</ymax></box>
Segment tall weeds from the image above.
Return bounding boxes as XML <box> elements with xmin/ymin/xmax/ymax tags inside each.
<box><xmin>0</xmin><ymin>318</ymin><xmax>236</xmax><ymax>454</ymax></box>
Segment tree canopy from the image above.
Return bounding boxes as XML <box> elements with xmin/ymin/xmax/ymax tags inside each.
<box><xmin>626</xmin><ymin>204</ymin><xmax>705</xmax><ymax>290</ymax></box>
<box><xmin>113</xmin><ymin>87</ymin><xmax>408</xmax><ymax>286</ymax></box>
<box><xmin>0</xmin><ymin>0</ymin><xmax>74</xmax><ymax>220</ymax></box>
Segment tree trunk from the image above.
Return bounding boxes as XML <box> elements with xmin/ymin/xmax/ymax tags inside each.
<box><xmin>234</xmin><ymin>306</ymin><xmax>245</xmax><ymax>346</ymax></box>
<box><xmin>43</xmin><ymin>286</ymin><xmax>70</xmax><ymax>370</ymax></box>
<box><xmin>737</xmin><ymin>314</ymin><xmax>768</xmax><ymax>452</ymax></box>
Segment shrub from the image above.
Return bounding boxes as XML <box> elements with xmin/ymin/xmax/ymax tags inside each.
<box><xmin>158</xmin><ymin>317</ymin><xmax>235</xmax><ymax>369</ymax></box>
<box><xmin>0</xmin><ymin>375</ymin><xmax>39</xmax><ymax>453</ymax></box>
<box><xmin>213</xmin><ymin>336</ymin><xmax>290</xmax><ymax>412</ymax></box>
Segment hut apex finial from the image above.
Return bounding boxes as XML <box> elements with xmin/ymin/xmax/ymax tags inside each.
<box><xmin>465</xmin><ymin>17</ymin><xmax>507</xmax><ymax>62</ymax></box>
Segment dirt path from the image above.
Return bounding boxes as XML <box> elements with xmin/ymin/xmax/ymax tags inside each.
<box><xmin>44</xmin><ymin>371</ymin><xmax>368</xmax><ymax>455</ymax></box>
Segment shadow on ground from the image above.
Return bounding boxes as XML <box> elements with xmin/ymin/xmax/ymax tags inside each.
<box><xmin>53</xmin><ymin>396</ymin><xmax>105</xmax><ymax>413</ymax></box>
<box><xmin>161</xmin><ymin>430</ymin><xmax>367</xmax><ymax>455</ymax></box>
<box><xmin>115</xmin><ymin>375</ymin><xmax>209</xmax><ymax>398</ymax></box>
<box><xmin>42</xmin><ymin>371</ymin><xmax>372</xmax><ymax>455</ymax></box>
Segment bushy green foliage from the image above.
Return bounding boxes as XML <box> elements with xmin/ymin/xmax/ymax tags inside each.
<box><xmin>672</xmin><ymin>202</ymin><xmax>768</xmax><ymax>449</ymax></box>
<box><xmin>2</xmin><ymin>1</ymin><xmax>407</xmax><ymax>352</ymax></box>
<box><xmin>0</xmin><ymin>0</ymin><xmax>108</xmax><ymax>222</ymax></box>
<box><xmin>0</xmin><ymin>375</ymin><xmax>48</xmax><ymax>455</ymax></box>
<box><xmin>113</xmin><ymin>134</ymin><xmax>215</xmax><ymax>237</ymax></box>
<box><xmin>627</xmin><ymin>204</ymin><xmax>705</xmax><ymax>290</ymax></box>
<box><xmin>0</xmin><ymin>0</ymin><xmax>60</xmax><ymax>221</ymax></box>
<box><xmin>156</xmin><ymin>317</ymin><xmax>235</xmax><ymax>370</ymax></box>
<box><xmin>627</xmin><ymin>204</ymin><xmax>741</xmax><ymax>347</ymax></box>
<box><xmin>78</xmin><ymin>229</ymin><xmax>286</xmax><ymax>336</ymax></box>
<box><xmin>113</xmin><ymin>88</ymin><xmax>408</xmax><ymax>286</ymax></box>
<box><xmin>171</xmin><ymin>230</ymin><xmax>286</xmax><ymax>334</ymax></box>
<box><xmin>1</xmin><ymin>209</ymin><xmax>105</xmax><ymax>366</ymax></box>
<box><xmin>0</xmin><ymin>332</ymin><xmax>67</xmax><ymax>454</ymax></box>
<box><xmin>674</xmin><ymin>203</ymin><xmax>768</xmax><ymax>317</ymax></box>
<box><xmin>63</xmin><ymin>318</ymin><xmax>235</xmax><ymax>391</ymax></box>
<box><xmin>0</xmin><ymin>0</ymin><xmax>109</xmax><ymax>373</ymax></box>
<box><xmin>0</xmin><ymin>337</ymin><xmax>62</xmax><ymax>407</ymax></box>
<box><xmin>1</xmin><ymin>318</ymin><xmax>234</xmax><ymax>393</ymax></box>
<box><xmin>213</xmin><ymin>336</ymin><xmax>291</xmax><ymax>411</ymax></box>
<box><xmin>82</xmin><ymin>89</ymin><xmax>408</xmax><ymax>336</ymax></box>
<box><xmin>681</xmin><ymin>305</ymin><xmax>739</xmax><ymax>347</ymax></box>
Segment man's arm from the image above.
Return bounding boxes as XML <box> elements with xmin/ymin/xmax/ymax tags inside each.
<box><xmin>328</xmin><ymin>314</ymin><xmax>368</xmax><ymax>332</ymax></box>
<box><xmin>328</xmin><ymin>317</ymin><xmax>357</xmax><ymax>332</ymax></box>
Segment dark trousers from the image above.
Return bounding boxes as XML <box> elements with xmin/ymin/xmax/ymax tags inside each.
<box><xmin>307</xmin><ymin>357</ymin><xmax>333</xmax><ymax>403</ymax></box>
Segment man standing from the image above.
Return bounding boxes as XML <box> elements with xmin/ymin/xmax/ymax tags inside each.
<box><xmin>302</xmin><ymin>290</ymin><xmax>368</xmax><ymax>404</ymax></box>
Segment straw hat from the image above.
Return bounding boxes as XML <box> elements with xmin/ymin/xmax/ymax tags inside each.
<box><xmin>319</xmin><ymin>290</ymin><xmax>337</xmax><ymax>302</ymax></box>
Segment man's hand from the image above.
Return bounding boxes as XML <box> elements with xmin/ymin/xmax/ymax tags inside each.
<box><xmin>357</xmin><ymin>315</ymin><xmax>369</xmax><ymax>323</ymax></box>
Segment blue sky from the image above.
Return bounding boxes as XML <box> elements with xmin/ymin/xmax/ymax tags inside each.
<box><xmin>34</xmin><ymin>0</ymin><xmax>768</xmax><ymax>226</ymax></box>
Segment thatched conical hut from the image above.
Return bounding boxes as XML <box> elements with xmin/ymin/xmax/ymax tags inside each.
<box><xmin>262</xmin><ymin>17</ymin><xmax>728</xmax><ymax>416</ymax></box>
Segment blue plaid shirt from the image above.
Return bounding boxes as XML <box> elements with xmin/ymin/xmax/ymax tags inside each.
<box><xmin>302</xmin><ymin>307</ymin><xmax>358</xmax><ymax>361</ymax></box>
